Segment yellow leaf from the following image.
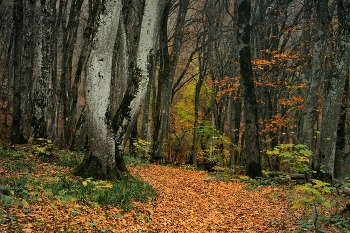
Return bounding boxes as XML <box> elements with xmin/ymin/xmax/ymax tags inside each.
<box><xmin>82</xmin><ymin>181</ymin><xmax>88</xmax><ymax>187</ymax></box>
<box><xmin>22</xmin><ymin>229</ymin><xmax>33</xmax><ymax>233</ymax></box>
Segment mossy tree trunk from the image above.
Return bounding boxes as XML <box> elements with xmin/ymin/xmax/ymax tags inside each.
<box><xmin>76</xmin><ymin>0</ymin><xmax>163</xmax><ymax>180</ymax></box>
<box><xmin>112</xmin><ymin>0</ymin><xmax>163</xmax><ymax>168</ymax></box>
<box><xmin>75</xmin><ymin>0</ymin><xmax>123</xmax><ymax>180</ymax></box>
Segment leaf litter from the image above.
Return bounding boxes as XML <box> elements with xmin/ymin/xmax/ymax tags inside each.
<box><xmin>0</xmin><ymin>160</ymin><xmax>344</xmax><ymax>232</ymax></box>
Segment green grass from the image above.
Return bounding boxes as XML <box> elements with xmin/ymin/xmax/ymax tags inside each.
<box><xmin>124</xmin><ymin>155</ymin><xmax>150</xmax><ymax>167</ymax></box>
<box><xmin>0</xmin><ymin>146</ymin><xmax>156</xmax><ymax>213</ymax></box>
<box><xmin>55</xmin><ymin>150</ymin><xmax>84</xmax><ymax>167</ymax></box>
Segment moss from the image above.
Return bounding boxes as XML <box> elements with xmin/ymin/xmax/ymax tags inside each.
<box><xmin>74</xmin><ymin>154</ymin><xmax>130</xmax><ymax>181</ymax></box>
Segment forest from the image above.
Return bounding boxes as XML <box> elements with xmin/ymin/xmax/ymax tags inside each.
<box><xmin>0</xmin><ymin>0</ymin><xmax>350</xmax><ymax>232</ymax></box>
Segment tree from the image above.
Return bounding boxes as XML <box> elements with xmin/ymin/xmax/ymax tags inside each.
<box><xmin>319</xmin><ymin>0</ymin><xmax>350</xmax><ymax>180</ymax></box>
<box><xmin>75</xmin><ymin>0</ymin><xmax>122</xmax><ymax>180</ymax></box>
<box><xmin>152</xmin><ymin>0</ymin><xmax>190</xmax><ymax>160</ymax></box>
<box><xmin>76</xmin><ymin>0</ymin><xmax>164</xmax><ymax>180</ymax></box>
<box><xmin>11</xmin><ymin>0</ymin><xmax>25</xmax><ymax>144</ymax></box>
<box><xmin>112</xmin><ymin>0</ymin><xmax>163</xmax><ymax>170</ymax></box>
<box><xmin>32</xmin><ymin>0</ymin><xmax>56</xmax><ymax>139</ymax></box>
<box><xmin>237</xmin><ymin>0</ymin><xmax>262</xmax><ymax>178</ymax></box>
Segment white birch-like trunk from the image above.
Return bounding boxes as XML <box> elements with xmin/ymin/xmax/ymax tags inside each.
<box><xmin>113</xmin><ymin>0</ymin><xmax>163</xmax><ymax>150</ymax></box>
<box><xmin>78</xmin><ymin>0</ymin><xmax>122</xmax><ymax>179</ymax></box>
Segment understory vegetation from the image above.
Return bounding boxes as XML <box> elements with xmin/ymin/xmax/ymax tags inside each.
<box><xmin>1</xmin><ymin>145</ymin><xmax>349</xmax><ymax>232</ymax></box>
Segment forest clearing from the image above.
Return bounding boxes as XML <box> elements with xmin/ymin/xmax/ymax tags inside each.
<box><xmin>0</xmin><ymin>147</ymin><xmax>349</xmax><ymax>233</ymax></box>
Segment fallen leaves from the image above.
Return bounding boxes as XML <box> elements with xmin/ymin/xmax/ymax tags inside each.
<box><xmin>1</xmin><ymin>160</ymin><xmax>340</xmax><ymax>232</ymax></box>
<box><xmin>128</xmin><ymin>165</ymin><xmax>297</xmax><ymax>232</ymax></box>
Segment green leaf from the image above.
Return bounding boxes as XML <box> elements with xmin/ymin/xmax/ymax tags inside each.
<box><xmin>70</xmin><ymin>211</ymin><xmax>78</xmax><ymax>217</ymax></box>
<box><xmin>7</xmin><ymin>213</ymin><xmax>16</xmax><ymax>221</ymax></box>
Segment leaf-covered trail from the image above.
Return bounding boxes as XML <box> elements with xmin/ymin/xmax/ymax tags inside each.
<box><xmin>129</xmin><ymin>164</ymin><xmax>294</xmax><ymax>232</ymax></box>
<box><xmin>1</xmin><ymin>162</ymin><xmax>299</xmax><ymax>232</ymax></box>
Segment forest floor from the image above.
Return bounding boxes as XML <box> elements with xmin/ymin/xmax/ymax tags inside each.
<box><xmin>0</xmin><ymin>149</ymin><xmax>348</xmax><ymax>232</ymax></box>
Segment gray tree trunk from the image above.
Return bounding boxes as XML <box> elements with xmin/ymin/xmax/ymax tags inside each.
<box><xmin>111</xmin><ymin>0</ymin><xmax>163</xmax><ymax>172</ymax></box>
<box><xmin>319</xmin><ymin>0</ymin><xmax>350</xmax><ymax>181</ymax></box>
<box><xmin>152</xmin><ymin>0</ymin><xmax>189</xmax><ymax>160</ymax></box>
<box><xmin>300</xmin><ymin>0</ymin><xmax>328</xmax><ymax>171</ymax></box>
<box><xmin>75</xmin><ymin>0</ymin><xmax>122</xmax><ymax>180</ymax></box>
<box><xmin>60</xmin><ymin>0</ymin><xmax>85</xmax><ymax>146</ymax></box>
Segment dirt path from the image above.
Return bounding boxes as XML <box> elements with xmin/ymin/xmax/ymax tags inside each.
<box><xmin>128</xmin><ymin>164</ymin><xmax>295</xmax><ymax>232</ymax></box>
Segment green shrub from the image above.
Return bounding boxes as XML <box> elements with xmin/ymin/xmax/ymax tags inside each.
<box><xmin>292</xmin><ymin>179</ymin><xmax>335</xmax><ymax>232</ymax></box>
<box><xmin>124</xmin><ymin>156</ymin><xmax>149</xmax><ymax>167</ymax></box>
<box><xmin>0</xmin><ymin>146</ymin><xmax>27</xmax><ymax>159</ymax></box>
<box><xmin>32</xmin><ymin>138</ymin><xmax>53</xmax><ymax>158</ymax></box>
<box><xmin>267</xmin><ymin>144</ymin><xmax>312</xmax><ymax>174</ymax></box>
<box><xmin>43</xmin><ymin>174</ymin><xmax>156</xmax><ymax>211</ymax></box>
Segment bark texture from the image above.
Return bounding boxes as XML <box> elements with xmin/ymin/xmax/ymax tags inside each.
<box><xmin>75</xmin><ymin>0</ymin><xmax>122</xmax><ymax>180</ymax></box>
<box><xmin>237</xmin><ymin>0</ymin><xmax>262</xmax><ymax>178</ymax></box>
<box><xmin>32</xmin><ymin>0</ymin><xmax>55</xmax><ymax>139</ymax></box>
<box><xmin>319</xmin><ymin>0</ymin><xmax>350</xmax><ymax>180</ymax></box>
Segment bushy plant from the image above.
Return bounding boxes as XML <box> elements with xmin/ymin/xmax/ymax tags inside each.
<box><xmin>32</xmin><ymin>138</ymin><xmax>53</xmax><ymax>158</ymax></box>
<box><xmin>292</xmin><ymin>179</ymin><xmax>335</xmax><ymax>232</ymax></box>
<box><xmin>267</xmin><ymin>144</ymin><xmax>312</xmax><ymax>174</ymax></box>
<box><xmin>43</xmin><ymin>174</ymin><xmax>156</xmax><ymax>211</ymax></box>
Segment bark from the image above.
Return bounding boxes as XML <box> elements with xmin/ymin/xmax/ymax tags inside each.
<box><xmin>11</xmin><ymin>0</ymin><xmax>26</xmax><ymax>144</ymax></box>
<box><xmin>319</xmin><ymin>0</ymin><xmax>350</xmax><ymax>180</ymax></box>
<box><xmin>152</xmin><ymin>0</ymin><xmax>189</xmax><ymax>159</ymax></box>
<box><xmin>300</xmin><ymin>0</ymin><xmax>328</xmax><ymax>170</ymax></box>
<box><xmin>237</xmin><ymin>0</ymin><xmax>262</xmax><ymax>178</ymax></box>
<box><xmin>70</xmin><ymin>0</ymin><xmax>100</xmax><ymax>150</ymax></box>
<box><xmin>60</xmin><ymin>0</ymin><xmax>85</xmax><ymax>146</ymax></box>
<box><xmin>335</xmin><ymin>76</ymin><xmax>349</xmax><ymax>179</ymax></box>
<box><xmin>21</xmin><ymin>0</ymin><xmax>35</xmax><ymax>142</ymax></box>
<box><xmin>111</xmin><ymin>0</ymin><xmax>163</xmax><ymax>171</ymax></box>
<box><xmin>32</xmin><ymin>0</ymin><xmax>56</xmax><ymax>139</ymax></box>
<box><xmin>75</xmin><ymin>0</ymin><xmax>122</xmax><ymax>180</ymax></box>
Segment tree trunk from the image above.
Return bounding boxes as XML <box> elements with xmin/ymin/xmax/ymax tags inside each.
<box><xmin>191</xmin><ymin>73</ymin><xmax>205</xmax><ymax>166</ymax></box>
<box><xmin>11</xmin><ymin>0</ymin><xmax>26</xmax><ymax>144</ymax></box>
<box><xmin>237</xmin><ymin>0</ymin><xmax>262</xmax><ymax>178</ymax></box>
<box><xmin>152</xmin><ymin>0</ymin><xmax>189</xmax><ymax>160</ymax></box>
<box><xmin>111</xmin><ymin>0</ymin><xmax>163</xmax><ymax>174</ymax></box>
<box><xmin>21</xmin><ymin>0</ymin><xmax>35</xmax><ymax>142</ymax></box>
<box><xmin>60</xmin><ymin>0</ymin><xmax>85</xmax><ymax>147</ymax></box>
<box><xmin>75</xmin><ymin>0</ymin><xmax>123</xmax><ymax>180</ymax></box>
<box><xmin>70</xmin><ymin>0</ymin><xmax>100</xmax><ymax>150</ymax></box>
<box><xmin>335</xmin><ymin>76</ymin><xmax>349</xmax><ymax>179</ymax></box>
<box><xmin>300</xmin><ymin>0</ymin><xmax>328</xmax><ymax>171</ymax></box>
<box><xmin>319</xmin><ymin>0</ymin><xmax>350</xmax><ymax>181</ymax></box>
<box><xmin>32</xmin><ymin>0</ymin><xmax>55</xmax><ymax>139</ymax></box>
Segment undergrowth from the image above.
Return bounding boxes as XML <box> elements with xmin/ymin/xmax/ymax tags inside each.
<box><xmin>0</xmin><ymin>145</ymin><xmax>157</xmax><ymax>227</ymax></box>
